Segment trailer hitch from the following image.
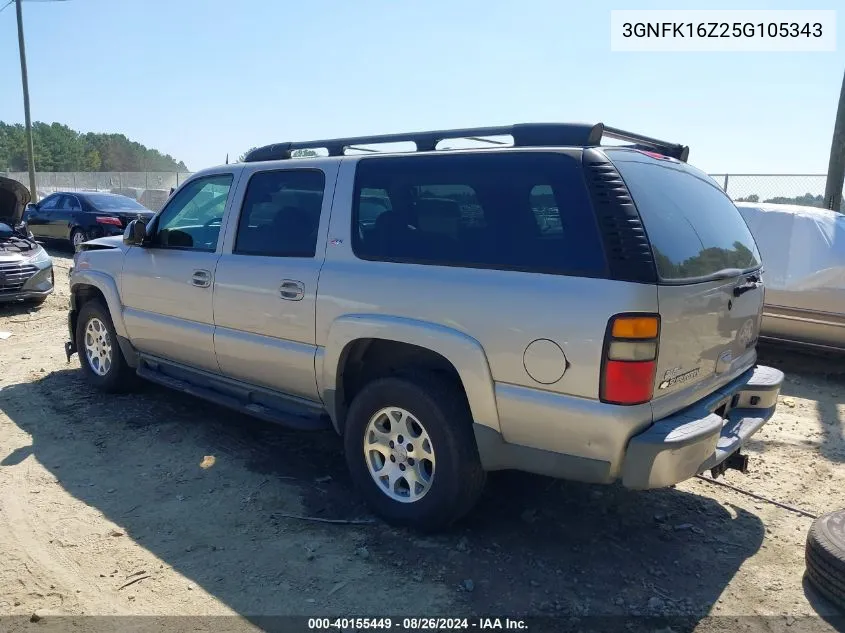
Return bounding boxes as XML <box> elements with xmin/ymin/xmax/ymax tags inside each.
<box><xmin>710</xmin><ymin>450</ymin><xmax>749</xmax><ymax>479</ymax></box>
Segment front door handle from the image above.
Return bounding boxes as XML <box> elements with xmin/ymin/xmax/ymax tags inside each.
<box><xmin>280</xmin><ymin>279</ymin><xmax>305</xmax><ymax>301</ymax></box>
<box><xmin>191</xmin><ymin>269</ymin><xmax>212</xmax><ymax>288</ymax></box>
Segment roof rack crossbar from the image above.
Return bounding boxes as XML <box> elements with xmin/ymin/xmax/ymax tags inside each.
<box><xmin>601</xmin><ymin>126</ymin><xmax>689</xmax><ymax>162</ymax></box>
<box><xmin>243</xmin><ymin>122</ymin><xmax>688</xmax><ymax>162</ymax></box>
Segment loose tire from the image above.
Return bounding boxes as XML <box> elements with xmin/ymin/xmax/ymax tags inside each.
<box><xmin>344</xmin><ymin>372</ymin><xmax>486</xmax><ymax>531</ymax></box>
<box><xmin>76</xmin><ymin>299</ymin><xmax>135</xmax><ymax>392</ymax></box>
<box><xmin>806</xmin><ymin>508</ymin><xmax>845</xmax><ymax>613</ymax></box>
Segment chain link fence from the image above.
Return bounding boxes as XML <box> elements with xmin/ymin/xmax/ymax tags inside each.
<box><xmin>2</xmin><ymin>171</ymin><xmax>842</xmax><ymax>213</ymax></box>
<box><xmin>1</xmin><ymin>171</ymin><xmax>194</xmax><ymax>211</ymax></box>
<box><xmin>709</xmin><ymin>173</ymin><xmax>840</xmax><ymax>210</ymax></box>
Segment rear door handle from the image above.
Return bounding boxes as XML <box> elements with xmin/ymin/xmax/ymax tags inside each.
<box><xmin>191</xmin><ymin>269</ymin><xmax>212</xmax><ymax>288</ymax></box>
<box><xmin>280</xmin><ymin>279</ymin><xmax>305</xmax><ymax>301</ymax></box>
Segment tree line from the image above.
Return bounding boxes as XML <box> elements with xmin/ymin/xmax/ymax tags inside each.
<box><xmin>735</xmin><ymin>192</ymin><xmax>845</xmax><ymax>212</ymax></box>
<box><xmin>0</xmin><ymin>121</ymin><xmax>188</xmax><ymax>173</ymax></box>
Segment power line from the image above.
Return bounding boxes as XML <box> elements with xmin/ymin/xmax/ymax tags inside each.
<box><xmin>1</xmin><ymin>0</ymin><xmax>69</xmax><ymax>15</ymax></box>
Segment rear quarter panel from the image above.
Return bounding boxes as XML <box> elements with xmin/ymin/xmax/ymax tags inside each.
<box><xmin>317</xmin><ymin>158</ymin><xmax>659</xmax><ymax>465</ymax></box>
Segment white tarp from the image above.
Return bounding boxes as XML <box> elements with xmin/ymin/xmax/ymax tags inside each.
<box><xmin>735</xmin><ymin>202</ymin><xmax>845</xmax><ymax>316</ymax></box>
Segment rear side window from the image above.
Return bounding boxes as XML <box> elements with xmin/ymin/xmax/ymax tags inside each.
<box><xmin>608</xmin><ymin>150</ymin><xmax>761</xmax><ymax>281</ymax></box>
<box><xmin>235</xmin><ymin>170</ymin><xmax>325</xmax><ymax>258</ymax></box>
<box><xmin>352</xmin><ymin>152</ymin><xmax>606</xmax><ymax>277</ymax></box>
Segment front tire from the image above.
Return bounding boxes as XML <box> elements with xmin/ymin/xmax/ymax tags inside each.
<box><xmin>344</xmin><ymin>372</ymin><xmax>486</xmax><ymax>531</ymax></box>
<box><xmin>75</xmin><ymin>300</ymin><xmax>135</xmax><ymax>392</ymax></box>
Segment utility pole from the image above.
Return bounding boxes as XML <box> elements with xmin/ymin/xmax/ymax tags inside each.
<box><xmin>824</xmin><ymin>67</ymin><xmax>845</xmax><ymax>213</ymax></box>
<box><xmin>15</xmin><ymin>0</ymin><xmax>38</xmax><ymax>202</ymax></box>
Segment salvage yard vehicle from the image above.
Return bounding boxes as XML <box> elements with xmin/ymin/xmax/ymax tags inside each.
<box><xmin>24</xmin><ymin>191</ymin><xmax>155</xmax><ymax>250</ymax></box>
<box><xmin>735</xmin><ymin>202</ymin><xmax>845</xmax><ymax>353</ymax></box>
<box><xmin>65</xmin><ymin>122</ymin><xmax>784</xmax><ymax>530</ymax></box>
<box><xmin>0</xmin><ymin>176</ymin><xmax>54</xmax><ymax>304</ymax></box>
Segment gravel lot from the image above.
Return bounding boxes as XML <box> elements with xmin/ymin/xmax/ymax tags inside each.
<box><xmin>0</xmin><ymin>248</ymin><xmax>843</xmax><ymax>632</ymax></box>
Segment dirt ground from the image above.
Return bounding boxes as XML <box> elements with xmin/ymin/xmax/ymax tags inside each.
<box><xmin>1</xmin><ymin>247</ymin><xmax>844</xmax><ymax>632</ymax></box>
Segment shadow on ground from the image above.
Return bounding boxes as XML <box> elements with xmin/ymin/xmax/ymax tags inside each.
<box><xmin>0</xmin><ymin>300</ymin><xmax>47</xmax><ymax>319</ymax></box>
<box><xmin>758</xmin><ymin>343</ymin><xmax>845</xmax><ymax>464</ymax></box>
<box><xmin>0</xmin><ymin>367</ymin><xmax>765</xmax><ymax>621</ymax></box>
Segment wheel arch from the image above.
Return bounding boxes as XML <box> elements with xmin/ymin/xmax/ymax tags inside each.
<box><xmin>320</xmin><ymin>315</ymin><xmax>501</xmax><ymax>436</ymax></box>
<box><xmin>70</xmin><ymin>271</ymin><xmax>127</xmax><ymax>338</ymax></box>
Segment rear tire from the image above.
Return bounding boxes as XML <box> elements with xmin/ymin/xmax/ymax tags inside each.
<box><xmin>344</xmin><ymin>371</ymin><xmax>486</xmax><ymax>531</ymax></box>
<box><xmin>75</xmin><ymin>299</ymin><xmax>135</xmax><ymax>393</ymax></box>
<box><xmin>70</xmin><ymin>229</ymin><xmax>87</xmax><ymax>251</ymax></box>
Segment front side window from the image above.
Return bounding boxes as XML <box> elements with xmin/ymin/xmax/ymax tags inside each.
<box><xmin>234</xmin><ymin>169</ymin><xmax>325</xmax><ymax>257</ymax></box>
<box><xmin>39</xmin><ymin>195</ymin><xmax>59</xmax><ymax>210</ymax></box>
<box><xmin>351</xmin><ymin>152</ymin><xmax>606</xmax><ymax>276</ymax></box>
<box><xmin>153</xmin><ymin>174</ymin><xmax>233</xmax><ymax>251</ymax></box>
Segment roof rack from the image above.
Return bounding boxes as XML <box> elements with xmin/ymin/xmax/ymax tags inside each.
<box><xmin>243</xmin><ymin>122</ymin><xmax>689</xmax><ymax>163</ymax></box>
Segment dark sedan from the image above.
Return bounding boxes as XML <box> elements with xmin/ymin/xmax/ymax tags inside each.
<box><xmin>23</xmin><ymin>191</ymin><xmax>155</xmax><ymax>249</ymax></box>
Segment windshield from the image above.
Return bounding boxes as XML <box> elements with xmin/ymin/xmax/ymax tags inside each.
<box><xmin>608</xmin><ymin>150</ymin><xmax>761</xmax><ymax>281</ymax></box>
<box><xmin>86</xmin><ymin>194</ymin><xmax>149</xmax><ymax>212</ymax></box>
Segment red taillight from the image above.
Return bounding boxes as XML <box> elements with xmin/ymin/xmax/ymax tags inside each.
<box><xmin>600</xmin><ymin>314</ymin><xmax>660</xmax><ymax>406</ymax></box>
<box><xmin>603</xmin><ymin>360</ymin><xmax>656</xmax><ymax>405</ymax></box>
<box><xmin>95</xmin><ymin>216</ymin><xmax>122</xmax><ymax>227</ymax></box>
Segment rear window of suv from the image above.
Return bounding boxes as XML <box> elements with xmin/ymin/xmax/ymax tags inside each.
<box><xmin>351</xmin><ymin>152</ymin><xmax>607</xmax><ymax>277</ymax></box>
<box><xmin>608</xmin><ymin>150</ymin><xmax>761</xmax><ymax>282</ymax></box>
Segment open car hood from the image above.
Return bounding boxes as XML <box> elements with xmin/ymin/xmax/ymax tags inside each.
<box><xmin>0</xmin><ymin>176</ymin><xmax>32</xmax><ymax>226</ymax></box>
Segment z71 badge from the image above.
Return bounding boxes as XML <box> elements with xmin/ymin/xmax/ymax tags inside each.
<box><xmin>658</xmin><ymin>366</ymin><xmax>701</xmax><ymax>390</ymax></box>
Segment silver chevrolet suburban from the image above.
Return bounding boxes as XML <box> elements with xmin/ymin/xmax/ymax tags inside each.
<box><xmin>65</xmin><ymin>123</ymin><xmax>784</xmax><ymax>530</ymax></box>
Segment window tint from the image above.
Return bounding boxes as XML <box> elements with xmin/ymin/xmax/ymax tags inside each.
<box><xmin>359</xmin><ymin>188</ymin><xmax>392</xmax><ymax>225</ymax></box>
<box><xmin>39</xmin><ymin>195</ymin><xmax>59</xmax><ymax>210</ymax></box>
<box><xmin>59</xmin><ymin>195</ymin><xmax>81</xmax><ymax>211</ymax></box>
<box><xmin>235</xmin><ymin>170</ymin><xmax>325</xmax><ymax>258</ymax></box>
<box><xmin>86</xmin><ymin>194</ymin><xmax>147</xmax><ymax>211</ymax></box>
<box><xmin>530</xmin><ymin>185</ymin><xmax>562</xmax><ymax>235</ymax></box>
<box><xmin>154</xmin><ymin>174</ymin><xmax>233</xmax><ymax>251</ymax></box>
<box><xmin>609</xmin><ymin>150</ymin><xmax>761</xmax><ymax>281</ymax></box>
<box><xmin>352</xmin><ymin>152</ymin><xmax>606</xmax><ymax>276</ymax></box>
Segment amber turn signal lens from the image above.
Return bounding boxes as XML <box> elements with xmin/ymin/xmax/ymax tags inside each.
<box><xmin>611</xmin><ymin>316</ymin><xmax>659</xmax><ymax>339</ymax></box>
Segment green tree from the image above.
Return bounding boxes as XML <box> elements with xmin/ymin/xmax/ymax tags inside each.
<box><xmin>0</xmin><ymin>121</ymin><xmax>189</xmax><ymax>172</ymax></box>
<box><xmin>237</xmin><ymin>147</ymin><xmax>258</xmax><ymax>162</ymax></box>
<box><xmin>732</xmin><ymin>192</ymin><xmax>844</xmax><ymax>212</ymax></box>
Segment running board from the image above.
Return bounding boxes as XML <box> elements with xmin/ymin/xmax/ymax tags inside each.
<box><xmin>136</xmin><ymin>358</ymin><xmax>330</xmax><ymax>432</ymax></box>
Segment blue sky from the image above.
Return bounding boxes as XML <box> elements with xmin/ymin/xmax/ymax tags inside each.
<box><xmin>0</xmin><ymin>0</ymin><xmax>843</xmax><ymax>173</ymax></box>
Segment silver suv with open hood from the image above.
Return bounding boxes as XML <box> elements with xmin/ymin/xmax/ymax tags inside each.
<box><xmin>0</xmin><ymin>176</ymin><xmax>54</xmax><ymax>304</ymax></box>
